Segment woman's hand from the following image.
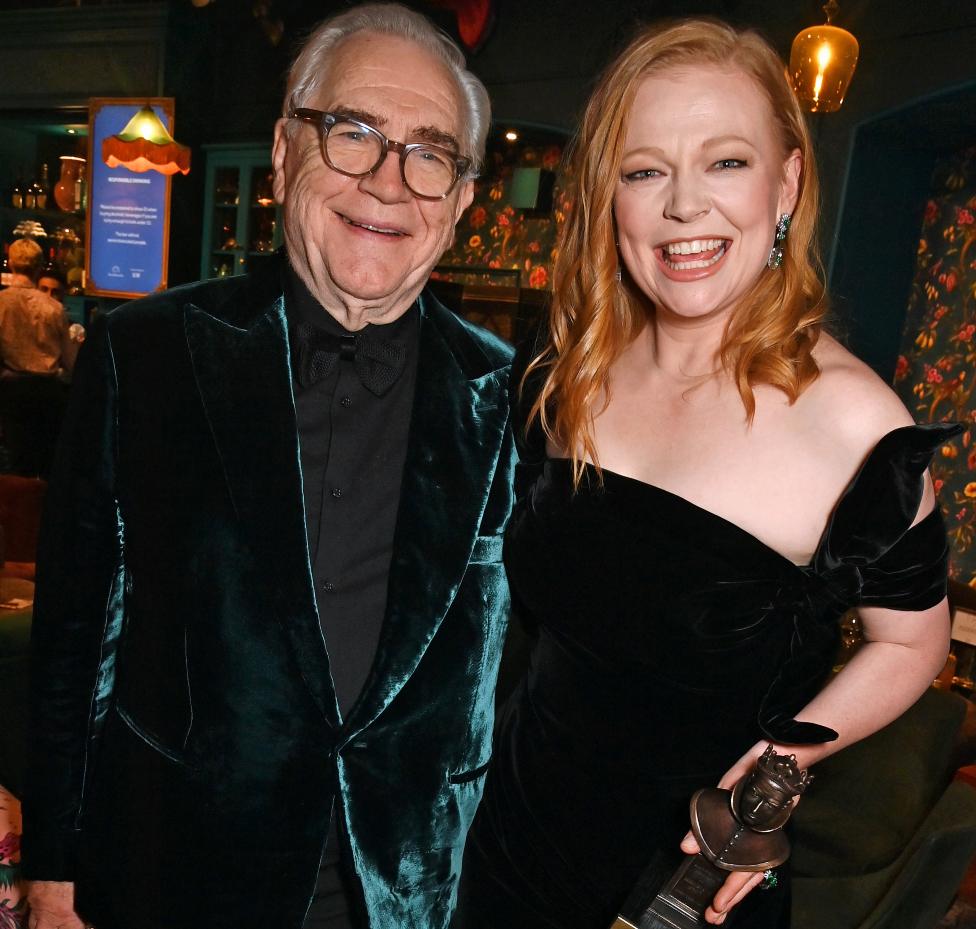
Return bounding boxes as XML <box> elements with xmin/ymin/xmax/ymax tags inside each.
<box><xmin>677</xmin><ymin>832</ymin><xmax>765</xmax><ymax>925</ymax></box>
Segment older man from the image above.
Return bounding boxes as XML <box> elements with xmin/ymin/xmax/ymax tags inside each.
<box><xmin>23</xmin><ymin>5</ymin><xmax>514</xmax><ymax>929</ymax></box>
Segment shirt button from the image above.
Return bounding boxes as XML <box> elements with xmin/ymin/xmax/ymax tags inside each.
<box><xmin>322</xmin><ymin>581</ymin><xmax>336</xmax><ymax>593</ymax></box>
<box><xmin>340</xmin><ymin>396</ymin><xmax>352</xmax><ymax>407</ymax></box>
<box><xmin>331</xmin><ymin>487</ymin><xmax>343</xmax><ymax>499</ymax></box>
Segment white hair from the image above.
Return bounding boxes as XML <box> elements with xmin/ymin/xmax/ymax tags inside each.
<box><xmin>8</xmin><ymin>238</ymin><xmax>43</xmax><ymax>277</ymax></box>
<box><xmin>283</xmin><ymin>2</ymin><xmax>490</xmax><ymax>176</ymax></box>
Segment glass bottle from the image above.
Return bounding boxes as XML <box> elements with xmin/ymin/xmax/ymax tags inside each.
<box><xmin>73</xmin><ymin>161</ymin><xmax>87</xmax><ymax>212</ymax></box>
<box><xmin>35</xmin><ymin>163</ymin><xmax>50</xmax><ymax>210</ymax></box>
<box><xmin>54</xmin><ymin>156</ymin><xmax>83</xmax><ymax>212</ymax></box>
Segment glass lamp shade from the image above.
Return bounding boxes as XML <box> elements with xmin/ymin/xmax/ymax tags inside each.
<box><xmin>101</xmin><ymin>106</ymin><xmax>191</xmax><ymax>176</ymax></box>
<box><xmin>789</xmin><ymin>24</ymin><xmax>859</xmax><ymax>113</ymax></box>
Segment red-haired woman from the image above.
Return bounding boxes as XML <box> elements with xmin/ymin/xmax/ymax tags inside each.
<box><xmin>454</xmin><ymin>18</ymin><xmax>957</xmax><ymax>929</ymax></box>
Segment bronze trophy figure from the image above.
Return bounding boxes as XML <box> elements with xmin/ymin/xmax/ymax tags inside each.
<box><xmin>611</xmin><ymin>746</ymin><xmax>811</xmax><ymax>929</ymax></box>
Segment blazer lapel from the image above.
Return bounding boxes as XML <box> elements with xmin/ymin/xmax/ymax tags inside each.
<box><xmin>341</xmin><ymin>295</ymin><xmax>511</xmax><ymax>739</ymax></box>
<box><xmin>183</xmin><ymin>281</ymin><xmax>340</xmax><ymax>729</ymax></box>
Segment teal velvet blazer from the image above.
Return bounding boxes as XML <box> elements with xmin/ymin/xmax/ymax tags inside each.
<box><xmin>24</xmin><ymin>257</ymin><xmax>516</xmax><ymax>929</ymax></box>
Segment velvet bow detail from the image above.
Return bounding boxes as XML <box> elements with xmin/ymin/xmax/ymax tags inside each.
<box><xmin>756</xmin><ymin>422</ymin><xmax>964</xmax><ymax>746</ymax></box>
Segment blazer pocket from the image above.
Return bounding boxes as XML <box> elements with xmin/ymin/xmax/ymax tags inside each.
<box><xmin>114</xmin><ymin>703</ymin><xmax>195</xmax><ymax>769</ymax></box>
<box><xmin>470</xmin><ymin>533</ymin><xmax>504</xmax><ymax>564</ymax></box>
<box><xmin>447</xmin><ymin>759</ymin><xmax>491</xmax><ymax>785</ymax></box>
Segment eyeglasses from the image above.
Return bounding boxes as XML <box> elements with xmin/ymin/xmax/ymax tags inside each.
<box><xmin>291</xmin><ymin>108</ymin><xmax>472</xmax><ymax>201</ymax></box>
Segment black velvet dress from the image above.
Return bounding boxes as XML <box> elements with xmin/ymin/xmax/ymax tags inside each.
<box><xmin>454</xmin><ymin>411</ymin><xmax>960</xmax><ymax>929</ymax></box>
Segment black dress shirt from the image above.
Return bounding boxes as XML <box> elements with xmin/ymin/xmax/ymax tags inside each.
<box><xmin>285</xmin><ymin>266</ymin><xmax>420</xmax><ymax>928</ymax></box>
<box><xmin>286</xmin><ymin>267</ymin><xmax>419</xmax><ymax>717</ymax></box>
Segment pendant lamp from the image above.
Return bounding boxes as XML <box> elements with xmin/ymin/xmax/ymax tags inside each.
<box><xmin>789</xmin><ymin>1</ymin><xmax>859</xmax><ymax>113</ymax></box>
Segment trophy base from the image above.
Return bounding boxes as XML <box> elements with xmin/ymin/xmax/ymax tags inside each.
<box><xmin>613</xmin><ymin>854</ymin><xmax>726</xmax><ymax>929</ymax></box>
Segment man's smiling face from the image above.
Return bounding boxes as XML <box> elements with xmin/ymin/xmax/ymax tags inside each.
<box><xmin>273</xmin><ymin>31</ymin><xmax>474</xmax><ymax>326</ymax></box>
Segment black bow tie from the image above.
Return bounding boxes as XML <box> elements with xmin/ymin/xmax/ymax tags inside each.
<box><xmin>293</xmin><ymin>322</ymin><xmax>406</xmax><ymax>396</ymax></box>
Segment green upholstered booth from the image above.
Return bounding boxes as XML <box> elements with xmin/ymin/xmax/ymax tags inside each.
<box><xmin>792</xmin><ymin>687</ymin><xmax>976</xmax><ymax>929</ymax></box>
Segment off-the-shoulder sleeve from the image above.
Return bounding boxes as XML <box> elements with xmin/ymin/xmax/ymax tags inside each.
<box><xmin>811</xmin><ymin>422</ymin><xmax>963</xmax><ymax>611</ymax></box>
<box><xmin>758</xmin><ymin>421</ymin><xmax>963</xmax><ymax>746</ymax></box>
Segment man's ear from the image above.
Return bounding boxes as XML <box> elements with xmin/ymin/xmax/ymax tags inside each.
<box><xmin>453</xmin><ymin>179</ymin><xmax>475</xmax><ymax>225</ymax></box>
<box><xmin>272</xmin><ymin>118</ymin><xmax>290</xmax><ymax>205</ymax></box>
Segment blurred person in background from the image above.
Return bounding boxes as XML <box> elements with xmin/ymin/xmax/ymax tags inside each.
<box><xmin>35</xmin><ymin>269</ymin><xmax>84</xmax><ymax>371</ymax></box>
<box><xmin>35</xmin><ymin>271</ymin><xmax>65</xmax><ymax>305</ymax></box>
<box><xmin>0</xmin><ymin>238</ymin><xmax>73</xmax><ymax>478</ymax></box>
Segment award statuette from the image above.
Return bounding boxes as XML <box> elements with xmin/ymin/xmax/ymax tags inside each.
<box><xmin>610</xmin><ymin>746</ymin><xmax>811</xmax><ymax>929</ymax></box>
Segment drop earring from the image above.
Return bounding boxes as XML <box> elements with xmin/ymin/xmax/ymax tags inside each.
<box><xmin>767</xmin><ymin>213</ymin><xmax>791</xmax><ymax>270</ymax></box>
<box><xmin>614</xmin><ymin>266</ymin><xmax>622</xmax><ymax>281</ymax></box>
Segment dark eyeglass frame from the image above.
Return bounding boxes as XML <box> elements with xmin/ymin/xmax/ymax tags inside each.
<box><xmin>291</xmin><ymin>107</ymin><xmax>472</xmax><ymax>201</ymax></box>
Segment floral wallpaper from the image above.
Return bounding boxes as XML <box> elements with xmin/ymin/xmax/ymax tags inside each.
<box><xmin>894</xmin><ymin>144</ymin><xmax>976</xmax><ymax>583</ymax></box>
<box><xmin>0</xmin><ymin>787</ymin><xmax>24</xmax><ymax>929</ymax></box>
<box><xmin>435</xmin><ymin>135</ymin><xmax>572</xmax><ymax>290</ymax></box>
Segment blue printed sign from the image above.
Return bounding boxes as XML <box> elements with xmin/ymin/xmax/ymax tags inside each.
<box><xmin>87</xmin><ymin>101</ymin><xmax>172</xmax><ymax>297</ymax></box>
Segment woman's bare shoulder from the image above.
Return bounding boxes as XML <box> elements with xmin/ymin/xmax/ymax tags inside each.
<box><xmin>805</xmin><ymin>332</ymin><xmax>916</xmax><ymax>453</ymax></box>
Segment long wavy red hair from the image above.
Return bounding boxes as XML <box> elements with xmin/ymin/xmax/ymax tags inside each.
<box><xmin>527</xmin><ymin>18</ymin><xmax>828</xmax><ymax>485</ymax></box>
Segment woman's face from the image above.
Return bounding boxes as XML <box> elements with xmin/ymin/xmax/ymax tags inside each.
<box><xmin>614</xmin><ymin>64</ymin><xmax>801</xmax><ymax>324</ymax></box>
